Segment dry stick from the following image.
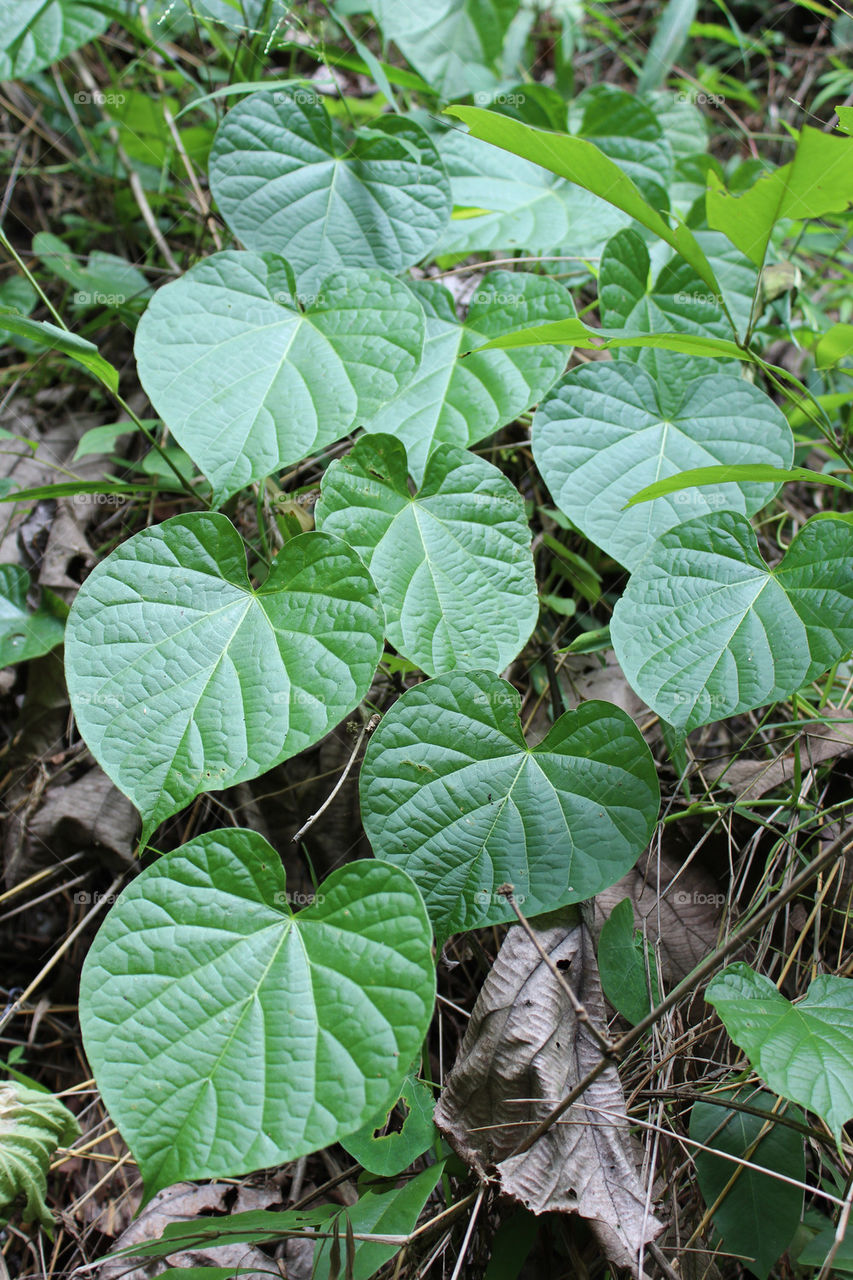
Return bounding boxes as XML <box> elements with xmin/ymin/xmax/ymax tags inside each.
<box><xmin>162</xmin><ymin>103</ymin><xmax>223</xmax><ymax>251</ymax></box>
<box><xmin>291</xmin><ymin>713</ymin><xmax>380</xmax><ymax>845</ymax></box>
<box><xmin>817</xmin><ymin>1169</ymin><xmax>853</xmax><ymax>1280</ymax></box>
<box><xmin>0</xmin><ymin>872</ymin><xmax>125</xmax><ymax>1036</ymax></box>
<box><xmin>71</xmin><ymin>58</ymin><xmax>180</xmax><ymax>273</ymax></box>
<box><xmin>447</xmin><ymin>1185</ymin><xmax>485</xmax><ymax>1280</ymax></box>
<box><xmin>505</xmin><ymin>825</ymin><xmax>852</xmax><ymax>1162</ymax></box>
<box><xmin>498</xmin><ymin>884</ymin><xmax>617</xmax><ymax>1059</ymax></box>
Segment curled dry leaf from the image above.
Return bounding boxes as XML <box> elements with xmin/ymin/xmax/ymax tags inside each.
<box><xmin>434</xmin><ymin>909</ymin><xmax>662</xmax><ymax>1273</ymax></box>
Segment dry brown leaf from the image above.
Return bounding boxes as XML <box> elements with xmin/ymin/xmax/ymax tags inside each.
<box><xmin>593</xmin><ymin>849</ymin><xmax>723</xmax><ymax>985</ymax></box>
<box><xmin>434</xmin><ymin>909</ymin><xmax>662</xmax><ymax>1273</ymax></box>
<box><xmin>97</xmin><ymin>1181</ymin><xmax>281</xmax><ymax>1279</ymax></box>
<box><xmin>704</xmin><ymin>714</ymin><xmax>853</xmax><ymax>800</ymax></box>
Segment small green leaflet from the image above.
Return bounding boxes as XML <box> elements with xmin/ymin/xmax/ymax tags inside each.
<box><xmin>65</xmin><ymin>513</ymin><xmax>384</xmax><ymax>842</ymax></box>
<box><xmin>597</xmin><ymin>898</ymin><xmax>660</xmax><ymax>1025</ymax></box>
<box><xmin>0</xmin><ymin>0</ymin><xmax>108</xmax><ymax>78</ymax></box>
<box><xmin>134</xmin><ymin>253</ymin><xmax>424</xmax><ymax>504</ymax></box>
<box><xmin>627</xmin><ymin>464</ymin><xmax>853</xmax><ymax>507</ymax></box>
<box><xmin>360</xmin><ymin>671</ymin><xmax>660</xmax><ymax>941</ymax></box>
<box><xmin>315</xmin><ymin>436</ymin><xmax>539</xmax><ymax>676</ymax></box>
<box><xmin>79</xmin><ymin>829</ymin><xmax>436</xmax><ymax>1198</ymax></box>
<box><xmin>707</xmin><ymin>125</ymin><xmax>853</xmax><ymax>267</ymax></box>
<box><xmin>611</xmin><ymin>512</ymin><xmax>853</xmax><ymax>732</ymax></box>
<box><xmin>0</xmin><ymin>1078</ymin><xmax>80</xmax><ymax>1229</ymax></box>
<box><xmin>0</xmin><ymin>566</ymin><xmax>66</xmax><ymax>667</ymax></box>
<box><xmin>209</xmin><ymin>92</ymin><xmax>451</xmax><ymax>293</ymax></box>
<box><xmin>341</xmin><ymin>1073</ymin><xmax>436</xmax><ymax>1178</ymax></box>
<box><xmin>360</xmin><ymin>273</ymin><xmax>572</xmax><ymax>482</ymax></box>
<box><xmin>690</xmin><ymin>1086</ymin><xmax>805</xmax><ymax>1279</ymax></box>
<box><xmin>0</xmin><ymin>309</ymin><xmax>119</xmax><ymax>391</ymax></box>
<box><xmin>312</xmin><ymin>1164</ymin><xmax>444</xmax><ymax>1280</ymax></box>
<box><xmin>533</xmin><ymin>363</ymin><xmax>793</xmax><ymax>570</ymax></box>
<box><xmin>706</xmin><ymin>963</ymin><xmax>853</xmax><ymax>1142</ymax></box>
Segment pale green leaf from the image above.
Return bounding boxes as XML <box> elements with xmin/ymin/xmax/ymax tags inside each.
<box><xmin>706</xmin><ymin>964</ymin><xmax>853</xmax><ymax>1141</ymax></box>
<box><xmin>707</xmin><ymin>125</ymin><xmax>853</xmax><ymax>266</ymax></box>
<box><xmin>0</xmin><ymin>1079</ymin><xmax>80</xmax><ymax>1229</ymax></box>
<box><xmin>360</xmin><ymin>274</ymin><xmax>572</xmax><ymax>481</ymax></box>
<box><xmin>0</xmin><ymin>0</ymin><xmax>108</xmax><ymax>78</ymax></box>
<box><xmin>209</xmin><ymin>92</ymin><xmax>451</xmax><ymax>293</ymax></box>
<box><xmin>366</xmin><ymin>0</ymin><xmax>518</xmax><ymax>99</ymax></box>
<box><xmin>315</xmin><ymin>436</ymin><xmax>538</xmax><ymax>675</ymax></box>
<box><xmin>533</xmin><ymin>363</ymin><xmax>792</xmax><ymax>570</ymax></box>
<box><xmin>65</xmin><ymin>513</ymin><xmax>384</xmax><ymax>841</ymax></box>
<box><xmin>611</xmin><ymin>512</ymin><xmax>853</xmax><ymax>732</ymax></box>
<box><xmin>360</xmin><ymin>670</ymin><xmax>660</xmax><ymax>941</ymax></box>
<box><xmin>80</xmin><ymin>829</ymin><xmax>435</xmax><ymax>1197</ymax></box>
<box><xmin>133</xmin><ymin>252</ymin><xmax>424</xmax><ymax>503</ymax></box>
<box><xmin>444</xmin><ymin>106</ymin><xmax>726</xmax><ymax>303</ymax></box>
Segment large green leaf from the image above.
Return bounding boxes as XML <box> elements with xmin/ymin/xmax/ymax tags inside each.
<box><xmin>707</xmin><ymin>125</ymin><xmax>853</xmax><ymax>267</ymax></box>
<box><xmin>133</xmin><ymin>253</ymin><xmax>424</xmax><ymax>503</ymax></box>
<box><xmin>359</xmin><ymin>671</ymin><xmax>660</xmax><ymax>941</ymax></box>
<box><xmin>435</xmin><ymin>123</ymin><xmax>629</xmax><ymax>259</ymax></box>
<box><xmin>0</xmin><ymin>1079</ymin><xmax>80</xmax><ymax>1229</ymax></box>
<box><xmin>315</xmin><ymin>436</ymin><xmax>538</xmax><ymax>675</ymax></box>
<box><xmin>445</xmin><ymin>106</ymin><xmax>727</xmax><ymax>306</ymax></box>
<box><xmin>366</xmin><ymin>0</ymin><xmax>518</xmax><ymax>99</ymax></box>
<box><xmin>706</xmin><ymin>964</ymin><xmax>853</xmax><ymax>1142</ymax></box>
<box><xmin>208</xmin><ymin>93</ymin><xmax>451</xmax><ymax>293</ymax></box>
<box><xmin>0</xmin><ymin>566</ymin><xmax>65</xmax><ymax>667</ymax></box>
<box><xmin>611</xmin><ymin>512</ymin><xmax>853</xmax><ymax>732</ymax></box>
<box><xmin>80</xmin><ymin>829</ymin><xmax>436</xmax><ymax>1197</ymax></box>
<box><xmin>0</xmin><ymin>0</ymin><xmax>108</xmax><ymax>78</ymax></box>
<box><xmin>65</xmin><ymin>513</ymin><xmax>384</xmax><ymax>842</ymax></box>
<box><xmin>360</xmin><ymin>274</ymin><xmax>572</xmax><ymax>481</ymax></box>
<box><xmin>532</xmin><ymin>363</ymin><xmax>793</xmax><ymax>570</ymax></box>
<box><xmin>599</xmin><ymin>228</ymin><xmax>756</xmax><ymax>365</ymax></box>
<box><xmin>690</xmin><ymin>1087</ymin><xmax>805</xmax><ymax>1280</ymax></box>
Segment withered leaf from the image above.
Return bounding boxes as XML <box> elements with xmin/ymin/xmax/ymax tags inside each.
<box><xmin>434</xmin><ymin>909</ymin><xmax>662</xmax><ymax>1272</ymax></box>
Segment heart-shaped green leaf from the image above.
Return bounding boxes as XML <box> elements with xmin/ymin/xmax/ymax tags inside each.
<box><xmin>315</xmin><ymin>436</ymin><xmax>538</xmax><ymax>676</ymax></box>
<box><xmin>360</xmin><ymin>275</ymin><xmax>571</xmax><ymax>481</ymax></box>
<box><xmin>611</xmin><ymin>512</ymin><xmax>853</xmax><ymax>731</ymax></box>
<box><xmin>533</xmin><ymin>363</ymin><xmax>793</xmax><ymax>570</ymax></box>
<box><xmin>574</xmin><ymin>86</ymin><xmax>674</xmax><ymax>212</ymax></box>
<box><xmin>134</xmin><ymin>252</ymin><xmax>424</xmax><ymax>503</ymax></box>
<box><xmin>360</xmin><ymin>671</ymin><xmax>660</xmax><ymax>940</ymax></box>
<box><xmin>365</xmin><ymin>0</ymin><xmax>518</xmax><ymax>100</ymax></box>
<box><xmin>0</xmin><ymin>566</ymin><xmax>65</xmax><ymax>667</ymax></box>
<box><xmin>706</xmin><ymin>963</ymin><xmax>853</xmax><ymax>1141</ymax></box>
<box><xmin>79</xmin><ymin>829</ymin><xmax>436</xmax><ymax>1197</ymax></box>
<box><xmin>65</xmin><ymin>513</ymin><xmax>384</xmax><ymax>842</ymax></box>
<box><xmin>0</xmin><ymin>0</ymin><xmax>108</xmax><ymax>79</ymax></box>
<box><xmin>208</xmin><ymin>93</ymin><xmax>451</xmax><ymax>293</ymax></box>
<box><xmin>435</xmin><ymin>122</ymin><xmax>630</xmax><ymax>260</ymax></box>
<box><xmin>599</xmin><ymin>228</ymin><xmax>756</xmax><ymax>368</ymax></box>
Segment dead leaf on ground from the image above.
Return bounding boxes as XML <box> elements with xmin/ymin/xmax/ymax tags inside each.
<box><xmin>593</xmin><ymin>849</ymin><xmax>723</xmax><ymax>986</ymax></box>
<box><xmin>97</xmin><ymin>1181</ymin><xmax>282</xmax><ymax>1279</ymax></box>
<box><xmin>434</xmin><ymin>909</ymin><xmax>662</xmax><ymax>1274</ymax></box>
<box><xmin>704</xmin><ymin>712</ymin><xmax>853</xmax><ymax>800</ymax></box>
